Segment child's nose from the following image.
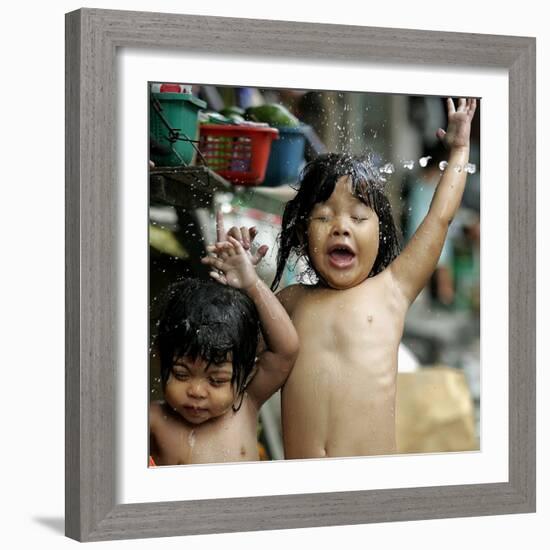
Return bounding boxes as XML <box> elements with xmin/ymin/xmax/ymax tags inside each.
<box><xmin>331</xmin><ymin>218</ymin><xmax>350</xmax><ymax>237</ymax></box>
<box><xmin>187</xmin><ymin>380</ymin><xmax>207</xmax><ymax>399</ymax></box>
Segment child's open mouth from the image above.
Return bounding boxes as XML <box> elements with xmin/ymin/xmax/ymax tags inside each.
<box><xmin>327</xmin><ymin>244</ymin><xmax>356</xmax><ymax>268</ymax></box>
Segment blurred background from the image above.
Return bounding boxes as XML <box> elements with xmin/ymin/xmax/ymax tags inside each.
<box><xmin>148</xmin><ymin>83</ymin><xmax>481</xmax><ymax>461</ymax></box>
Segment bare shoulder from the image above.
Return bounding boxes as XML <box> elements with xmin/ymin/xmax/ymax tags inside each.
<box><xmin>149</xmin><ymin>400</ymin><xmax>167</xmax><ymax>430</ymax></box>
<box><xmin>276</xmin><ymin>283</ymin><xmax>309</xmax><ymax>315</ymax></box>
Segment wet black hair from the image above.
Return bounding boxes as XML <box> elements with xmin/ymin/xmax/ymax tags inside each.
<box><xmin>155</xmin><ymin>278</ymin><xmax>260</xmax><ymax>402</ymax></box>
<box><xmin>271</xmin><ymin>152</ymin><xmax>402</xmax><ymax>291</ymax></box>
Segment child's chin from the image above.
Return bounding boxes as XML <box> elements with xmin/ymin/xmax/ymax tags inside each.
<box><xmin>322</xmin><ymin>273</ymin><xmax>365</xmax><ymax>290</ymax></box>
<box><xmin>180</xmin><ymin>409</ymin><xmax>211</xmax><ymax>424</ymax></box>
<box><xmin>181</xmin><ymin>414</ymin><xmax>208</xmax><ymax>425</ymax></box>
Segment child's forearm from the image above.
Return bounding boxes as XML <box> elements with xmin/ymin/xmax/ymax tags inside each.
<box><xmin>429</xmin><ymin>146</ymin><xmax>470</xmax><ymax>225</ymax></box>
<box><xmin>243</xmin><ymin>278</ymin><xmax>298</xmax><ymax>360</ymax></box>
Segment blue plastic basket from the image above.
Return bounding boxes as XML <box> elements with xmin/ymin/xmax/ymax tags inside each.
<box><xmin>262</xmin><ymin>125</ymin><xmax>307</xmax><ymax>186</ymax></box>
<box><xmin>150</xmin><ymin>92</ymin><xmax>207</xmax><ymax>167</ymax></box>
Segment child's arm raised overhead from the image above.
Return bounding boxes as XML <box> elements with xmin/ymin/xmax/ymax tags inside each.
<box><xmin>201</xmin><ymin>236</ymin><xmax>299</xmax><ymax>408</ymax></box>
<box><xmin>389</xmin><ymin>97</ymin><xmax>477</xmax><ymax>305</ymax></box>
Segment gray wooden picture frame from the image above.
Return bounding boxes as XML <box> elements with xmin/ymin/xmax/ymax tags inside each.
<box><xmin>65</xmin><ymin>8</ymin><xmax>536</xmax><ymax>542</ymax></box>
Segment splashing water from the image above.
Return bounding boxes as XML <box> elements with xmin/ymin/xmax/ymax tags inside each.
<box><xmin>465</xmin><ymin>163</ymin><xmax>477</xmax><ymax>174</ymax></box>
<box><xmin>380</xmin><ymin>163</ymin><xmax>395</xmax><ymax>175</ymax></box>
<box><xmin>439</xmin><ymin>161</ymin><xmax>448</xmax><ymax>171</ymax></box>
<box><xmin>403</xmin><ymin>160</ymin><xmax>415</xmax><ymax>170</ymax></box>
<box><xmin>419</xmin><ymin>156</ymin><xmax>432</xmax><ymax>168</ymax></box>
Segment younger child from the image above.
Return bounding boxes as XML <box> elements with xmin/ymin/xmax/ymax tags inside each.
<box><xmin>235</xmin><ymin>97</ymin><xmax>477</xmax><ymax>458</ymax></box>
<box><xmin>149</xmin><ymin>238</ymin><xmax>298</xmax><ymax>465</ymax></box>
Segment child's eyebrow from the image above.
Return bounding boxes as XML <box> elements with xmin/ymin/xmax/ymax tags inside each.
<box><xmin>205</xmin><ymin>362</ymin><xmax>232</xmax><ymax>372</ymax></box>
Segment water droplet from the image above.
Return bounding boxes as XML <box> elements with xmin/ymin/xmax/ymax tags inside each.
<box><xmin>454</xmin><ymin>164</ymin><xmax>463</xmax><ymax>173</ymax></box>
<box><xmin>419</xmin><ymin>156</ymin><xmax>432</xmax><ymax>168</ymax></box>
<box><xmin>380</xmin><ymin>163</ymin><xmax>395</xmax><ymax>175</ymax></box>
<box><xmin>367</xmin><ymin>315</ymin><xmax>373</xmax><ymax>323</ymax></box>
<box><xmin>439</xmin><ymin>161</ymin><xmax>448</xmax><ymax>171</ymax></box>
<box><xmin>465</xmin><ymin>163</ymin><xmax>477</xmax><ymax>174</ymax></box>
<box><xmin>403</xmin><ymin>160</ymin><xmax>415</xmax><ymax>170</ymax></box>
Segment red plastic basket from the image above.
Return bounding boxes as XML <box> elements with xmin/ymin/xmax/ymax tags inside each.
<box><xmin>198</xmin><ymin>124</ymin><xmax>279</xmax><ymax>186</ymax></box>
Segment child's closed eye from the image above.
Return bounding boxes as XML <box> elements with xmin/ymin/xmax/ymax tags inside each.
<box><xmin>171</xmin><ymin>365</ymin><xmax>190</xmax><ymax>379</ymax></box>
<box><xmin>209</xmin><ymin>377</ymin><xmax>230</xmax><ymax>387</ymax></box>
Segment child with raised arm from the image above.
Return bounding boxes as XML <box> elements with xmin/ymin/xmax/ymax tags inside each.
<box><xmin>149</xmin><ymin>235</ymin><xmax>298</xmax><ymax>465</ymax></box>
<box><xmin>231</xmin><ymin>97</ymin><xmax>477</xmax><ymax>459</ymax></box>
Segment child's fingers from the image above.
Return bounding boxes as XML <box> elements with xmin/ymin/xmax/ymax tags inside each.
<box><xmin>457</xmin><ymin>98</ymin><xmax>467</xmax><ymax>112</ymax></box>
<box><xmin>206</xmin><ymin>243</ymin><xmax>230</xmax><ymax>260</ymax></box>
<box><xmin>242</xmin><ymin>226</ymin><xmax>257</xmax><ymax>249</ymax></box>
<box><xmin>227</xmin><ymin>226</ymin><xmax>242</xmax><ymax>243</ymax></box>
<box><xmin>216</xmin><ymin>210</ymin><xmax>226</xmax><ymax>243</ymax></box>
<box><xmin>201</xmin><ymin>255</ymin><xmax>225</xmax><ymax>271</ymax></box>
<box><xmin>468</xmin><ymin>98</ymin><xmax>477</xmax><ymax>116</ymax></box>
<box><xmin>228</xmin><ymin>236</ymin><xmax>245</xmax><ymax>255</ymax></box>
<box><xmin>447</xmin><ymin>97</ymin><xmax>456</xmax><ymax>114</ymax></box>
<box><xmin>240</xmin><ymin>226</ymin><xmax>252</xmax><ymax>249</ymax></box>
<box><xmin>252</xmin><ymin>244</ymin><xmax>269</xmax><ymax>265</ymax></box>
<box><xmin>226</xmin><ymin>243</ymin><xmax>236</xmax><ymax>257</ymax></box>
<box><xmin>212</xmin><ymin>241</ymin><xmax>234</xmax><ymax>252</ymax></box>
<box><xmin>206</xmin><ymin>243</ymin><xmax>228</xmax><ymax>252</ymax></box>
<box><xmin>209</xmin><ymin>271</ymin><xmax>227</xmax><ymax>285</ymax></box>
<box><xmin>213</xmin><ymin>241</ymin><xmax>236</xmax><ymax>257</ymax></box>
<box><xmin>226</xmin><ymin>226</ymin><xmax>255</xmax><ymax>249</ymax></box>
<box><xmin>436</xmin><ymin>128</ymin><xmax>447</xmax><ymax>142</ymax></box>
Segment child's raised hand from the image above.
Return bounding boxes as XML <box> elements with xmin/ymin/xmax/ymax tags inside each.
<box><xmin>215</xmin><ymin>210</ymin><xmax>268</xmax><ymax>267</ymax></box>
<box><xmin>201</xmin><ymin>236</ymin><xmax>259</xmax><ymax>290</ymax></box>
<box><xmin>436</xmin><ymin>97</ymin><xmax>477</xmax><ymax>151</ymax></box>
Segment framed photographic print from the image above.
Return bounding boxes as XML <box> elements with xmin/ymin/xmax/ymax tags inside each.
<box><xmin>65</xmin><ymin>8</ymin><xmax>535</xmax><ymax>542</ymax></box>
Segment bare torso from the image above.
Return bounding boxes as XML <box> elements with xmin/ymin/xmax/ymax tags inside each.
<box><xmin>149</xmin><ymin>394</ymin><xmax>259</xmax><ymax>465</ymax></box>
<box><xmin>280</xmin><ymin>271</ymin><xmax>407</xmax><ymax>458</ymax></box>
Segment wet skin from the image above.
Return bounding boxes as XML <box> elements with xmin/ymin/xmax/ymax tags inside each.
<box><xmin>149</xmin><ymin>357</ymin><xmax>259</xmax><ymax>465</ymax></box>
<box><xmin>280</xmin><ymin>177</ymin><xmax>406</xmax><ymax>458</ymax></box>
<box><xmin>150</xmin><ymin>232</ymin><xmax>299</xmax><ymax>466</ymax></box>
<box><xmin>307</xmin><ymin>177</ymin><xmax>380</xmax><ymax>291</ymax></box>
<box><xmin>280</xmin><ymin>98</ymin><xmax>476</xmax><ymax>459</ymax></box>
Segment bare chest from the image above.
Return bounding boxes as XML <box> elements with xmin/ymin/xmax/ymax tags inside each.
<box><xmin>292</xmin><ymin>284</ymin><xmax>405</xmax><ymax>357</ymax></box>
<box><xmin>155</xmin><ymin>405</ymin><xmax>259</xmax><ymax>465</ymax></box>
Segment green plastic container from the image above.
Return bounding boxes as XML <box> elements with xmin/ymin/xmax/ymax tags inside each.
<box><xmin>150</xmin><ymin>92</ymin><xmax>207</xmax><ymax>167</ymax></box>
